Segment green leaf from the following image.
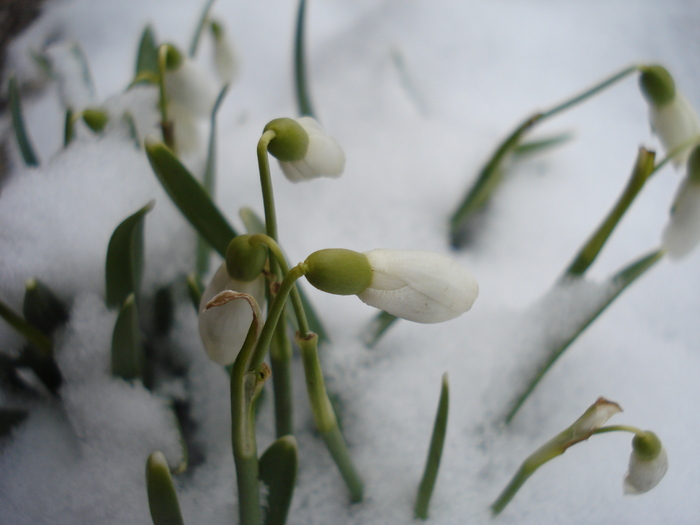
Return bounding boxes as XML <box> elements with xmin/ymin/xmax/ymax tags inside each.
<box><xmin>145</xmin><ymin>138</ymin><xmax>238</xmax><ymax>258</ymax></box>
<box><xmin>8</xmin><ymin>72</ymin><xmax>39</xmax><ymax>167</ymax></box>
<box><xmin>23</xmin><ymin>279</ymin><xmax>69</xmax><ymax>336</ymax></box>
<box><xmin>414</xmin><ymin>373</ymin><xmax>449</xmax><ymax>520</ymax></box>
<box><xmin>363</xmin><ymin>310</ymin><xmax>398</xmax><ymax>348</ymax></box>
<box><xmin>0</xmin><ymin>297</ymin><xmax>52</xmax><ymax>357</ymax></box>
<box><xmin>146</xmin><ymin>451</ymin><xmax>185</xmax><ymax>525</ymax></box>
<box><xmin>260</xmin><ymin>435</ymin><xmax>298</xmax><ymax>525</ymax></box>
<box><xmin>64</xmin><ymin>108</ymin><xmax>75</xmax><ymax>147</ymax></box>
<box><xmin>105</xmin><ymin>200</ymin><xmax>155</xmax><ymax>309</ymax></box>
<box><xmin>294</xmin><ymin>0</ymin><xmax>315</xmax><ymax>117</ymax></box>
<box><xmin>239</xmin><ymin>208</ymin><xmax>267</xmax><ymax>235</ymax></box>
<box><xmin>189</xmin><ymin>0</ymin><xmax>217</xmax><ymax>57</ymax></box>
<box><xmin>512</xmin><ymin>131</ymin><xmax>574</xmax><ymax>158</ymax></box>
<box><xmin>111</xmin><ymin>294</ymin><xmax>144</xmax><ymax>381</ymax></box>
<box><xmin>135</xmin><ymin>25</ymin><xmax>159</xmax><ymax>81</ymax></box>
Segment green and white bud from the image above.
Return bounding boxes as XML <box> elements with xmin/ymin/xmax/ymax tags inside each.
<box><xmin>639</xmin><ymin>65</ymin><xmax>676</xmax><ymax>107</ymax></box>
<box><xmin>226</xmin><ymin>235</ymin><xmax>268</xmax><ymax>282</ymax></box>
<box><xmin>266</xmin><ymin>117</ymin><xmax>345</xmax><ymax>182</ymax></box>
<box><xmin>303</xmin><ymin>249</ymin><xmax>373</xmax><ymax>296</ymax></box>
<box><xmin>210</xmin><ymin>20</ymin><xmax>238</xmax><ymax>85</ymax></box>
<box><xmin>624</xmin><ymin>431</ymin><xmax>668</xmax><ymax>494</ymax></box>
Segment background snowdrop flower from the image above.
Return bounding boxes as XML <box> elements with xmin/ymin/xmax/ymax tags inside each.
<box><xmin>210</xmin><ymin>20</ymin><xmax>239</xmax><ymax>85</ymax></box>
<box><xmin>639</xmin><ymin>65</ymin><xmax>700</xmax><ymax>167</ymax></box>
<box><xmin>661</xmin><ymin>145</ymin><xmax>700</xmax><ymax>258</ymax></box>
<box><xmin>198</xmin><ymin>262</ymin><xmax>266</xmax><ymax>365</ymax></box>
<box><xmin>264</xmin><ymin>117</ymin><xmax>345</xmax><ymax>182</ymax></box>
<box><xmin>357</xmin><ymin>249</ymin><xmax>479</xmax><ymax>323</ymax></box>
<box><xmin>624</xmin><ymin>431</ymin><xmax>668</xmax><ymax>495</ymax></box>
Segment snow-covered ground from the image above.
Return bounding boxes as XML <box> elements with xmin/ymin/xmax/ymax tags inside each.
<box><xmin>1</xmin><ymin>1</ymin><xmax>699</xmax><ymax>523</ymax></box>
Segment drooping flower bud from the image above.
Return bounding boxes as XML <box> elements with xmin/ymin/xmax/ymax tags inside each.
<box><xmin>661</xmin><ymin>145</ymin><xmax>700</xmax><ymax>258</ymax></box>
<box><xmin>640</xmin><ymin>65</ymin><xmax>700</xmax><ymax>167</ymax></box>
<box><xmin>210</xmin><ymin>20</ymin><xmax>239</xmax><ymax>85</ymax></box>
<box><xmin>226</xmin><ymin>235</ymin><xmax>268</xmax><ymax>282</ymax></box>
<box><xmin>303</xmin><ymin>249</ymin><xmax>373</xmax><ymax>296</ymax></box>
<box><xmin>356</xmin><ymin>249</ymin><xmax>479</xmax><ymax>323</ymax></box>
<box><xmin>624</xmin><ymin>431</ymin><xmax>668</xmax><ymax>494</ymax></box>
<box><xmin>198</xmin><ymin>263</ymin><xmax>266</xmax><ymax>365</ymax></box>
<box><xmin>164</xmin><ymin>46</ymin><xmax>218</xmax><ymax>118</ymax></box>
<box><xmin>265</xmin><ymin>117</ymin><xmax>345</xmax><ymax>182</ymax></box>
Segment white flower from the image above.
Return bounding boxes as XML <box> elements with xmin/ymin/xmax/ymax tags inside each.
<box><xmin>165</xmin><ymin>58</ymin><xmax>218</xmax><ymax>119</ymax></box>
<box><xmin>278</xmin><ymin>117</ymin><xmax>345</xmax><ymax>182</ymax></box>
<box><xmin>198</xmin><ymin>263</ymin><xmax>266</xmax><ymax>365</ymax></box>
<box><xmin>661</xmin><ymin>177</ymin><xmax>700</xmax><ymax>258</ymax></box>
<box><xmin>211</xmin><ymin>21</ymin><xmax>239</xmax><ymax>85</ymax></box>
<box><xmin>649</xmin><ymin>93</ymin><xmax>700</xmax><ymax>168</ymax></box>
<box><xmin>624</xmin><ymin>443</ymin><xmax>668</xmax><ymax>494</ymax></box>
<box><xmin>356</xmin><ymin>249</ymin><xmax>478</xmax><ymax>323</ymax></box>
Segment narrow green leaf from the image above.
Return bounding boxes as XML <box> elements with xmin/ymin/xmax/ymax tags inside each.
<box><xmin>0</xmin><ymin>408</ymin><xmax>28</xmax><ymax>439</ymax></box>
<box><xmin>196</xmin><ymin>84</ymin><xmax>229</xmax><ymax>278</ymax></box>
<box><xmin>146</xmin><ymin>451</ymin><xmax>185</xmax><ymax>525</ymax></box>
<box><xmin>23</xmin><ymin>279</ymin><xmax>69</xmax><ymax>336</ymax></box>
<box><xmin>111</xmin><ymin>294</ymin><xmax>144</xmax><ymax>381</ymax></box>
<box><xmin>363</xmin><ymin>310</ymin><xmax>398</xmax><ymax>348</ymax></box>
<box><xmin>294</xmin><ymin>0</ymin><xmax>315</xmax><ymax>117</ymax></box>
<box><xmin>145</xmin><ymin>138</ymin><xmax>237</xmax><ymax>258</ymax></box>
<box><xmin>189</xmin><ymin>0</ymin><xmax>217</xmax><ymax>57</ymax></box>
<box><xmin>414</xmin><ymin>373</ymin><xmax>449</xmax><ymax>520</ymax></box>
<box><xmin>512</xmin><ymin>132</ymin><xmax>574</xmax><ymax>158</ymax></box>
<box><xmin>260</xmin><ymin>435</ymin><xmax>298</xmax><ymax>525</ymax></box>
<box><xmin>64</xmin><ymin>108</ymin><xmax>75</xmax><ymax>147</ymax></box>
<box><xmin>122</xmin><ymin>111</ymin><xmax>141</xmax><ymax>148</ymax></box>
<box><xmin>239</xmin><ymin>207</ymin><xmax>267</xmax><ymax>235</ymax></box>
<box><xmin>105</xmin><ymin>200</ymin><xmax>155</xmax><ymax>309</ymax></box>
<box><xmin>153</xmin><ymin>286</ymin><xmax>174</xmax><ymax>336</ymax></box>
<box><xmin>135</xmin><ymin>25</ymin><xmax>159</xmax><ymax>81</ymax></box>
<box><xmin>0</xmin><ymin>297</ymin><xmax>52</xmax><ymax>357</ymax></box>
<box><xmin>8</xmin><ymin>72</ymin><xmax>39</xmax><ymax>167</ymax></box>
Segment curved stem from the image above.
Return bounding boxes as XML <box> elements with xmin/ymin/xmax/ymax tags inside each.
<box><xmin>593</xmin><ymin>424</ymin><xmax>643</xmax><ymax>436</ymax></box>
<box><xmin>257</xmin><ymin>130</ymin><xmax>279</xmax><ymax>243</ymax></box>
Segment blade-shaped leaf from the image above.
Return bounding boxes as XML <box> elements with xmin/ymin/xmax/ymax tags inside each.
<box><xmin>189</xmin><ymin>0</ymin><xmax>217</xmax><ymax>57</ymax></box>
<box><xmin>512</xmin><ymin>132</ymin><xmax>574</xmax><ymax>158</ymax></box>
<box><xmin>105</xmin><ymin>200</ymin><xmax>155</xmax><ymax>308</ymax></box>
<box><xmin>145</xmin><ymin>138</ymin><xmax>237</xmax><ymax>258</ymax></box>
<box><xmin>0</xmin><ymin>297</ymin><xmax>52</xmax><ymax>357</ymax></box>
<box><xmin>135</xmin><ymin>25</ymin><xmax>159</xmax><ymax>82</ymax></box>
<box><xmin>8</xmin><ymin>72</ymin><xmax>39</xmax><ymax>167</ymax></box>
<box><xmin>363</xmin><ymin>310</ymin><xmax>398</xmax><ymax>348</ymax></box>
<box><xmin>260</xmin><ymin>435</ymin><xmax>298</xmax><ymax>525</ymax></box>
<box><xmin>111</xmin><ymin>293</ymin><xmax>144</xmax><ymax>381</ymax></box>
<box><xmin>23</xmin><ymin>279</ymin><xmax>69</xmax><ymax>336</ymax></box>
<box><xmin>146</xmin><ymin>451</ymin><xmax>185</xmax><ymax>525</ymax></box>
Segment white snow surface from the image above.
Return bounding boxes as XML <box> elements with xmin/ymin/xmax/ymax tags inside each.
<box><xmin>1</xmin><ymin>0</ymin><xmax>700</xmax><ymax>523</ymax></box>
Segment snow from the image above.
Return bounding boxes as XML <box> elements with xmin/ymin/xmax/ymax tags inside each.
<box><xmin>1</xmin><ymin>0</ymin><xmax>700</xmax><ymax>523</ymax></box>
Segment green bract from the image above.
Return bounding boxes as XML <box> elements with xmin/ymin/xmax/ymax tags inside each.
<box><xmin>303</xmin><ymin>249</ymin><xmax>372</xmax><ymax>296</ymax></box>
<box><xmin>264</xmin><ymin>118</ymin><xmax>310</xmax><ymax>162</ymax></box>
<box><xmin>226</xmin><ymin>235</ymin><xmax>268</xmax><ymax>282</ymax></box>
<box><xmin>639</xmin><ymin>65</ymin><xmax>676</xmax><ymax>107</ymax></box>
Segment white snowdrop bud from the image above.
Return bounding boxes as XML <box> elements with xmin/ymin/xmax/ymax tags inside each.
<box><xmin>210</xmin><ymin>21</ymin><xmax>239</xmax><ymax>85</ymax></box>
<box><xmin>661</xmin><ymin>145</ymin><xmax>700</xmax><ymax>258</ymax></box>
<box><xmin>356</xmin><ymin>249</ymin><xmax>478</xmax><ymax>323</ymax></box>
<box><xmin>265</xmin><ymin>117</ymin><xmax>345</xmax><ymax>182</ymax></box>
<box><xmin>640</xmin><ymin>66</ymin><xmax>700</xmax><ymax>168</ymax></box>
<box><xmin>624</xmin><ymin>431</ymin><xmax>668</xmax><ymax>495</ymax></box>
<box><xmin>198</xmin><ymin>263</ymin><xmax>266</xmax><ymax>365</ymax></box>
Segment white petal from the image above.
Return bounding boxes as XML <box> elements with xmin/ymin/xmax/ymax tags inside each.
<box><xmin>165</xmin><ymin>59</ymin><xmax>218</xmax><ymax>118</ymax></box>
<box><xmin>661</xmin><ymin>178</ymin><xmax>700</xmax><ymax>258</ymax></box>
<box><xmin>357</xmin><ymin>249</ymin><xmax>478</xmax><ymax>323</ymax></box>
<box><xmin>198</xmin><ymin>263</ymin><xmax>266</xmax><ymax>365</ymax></box>
<box><xmin>213</xmin><ymin>32</ymin><xmax>238</xmax><ymax>85</ymax></box>
<box><xmin>624</xmin><ymin>447</ymin><xmax>668</xmax><ymax>495</ymax></box>
<box><xmin>278</xmin><ymin>117</ymin><xmax>345</xmax><ymax>182</ymax></box>
<box><xmin>650</xmin><ymin>94</ymin><xmax>700</xmax><ymax>168</ymax></box>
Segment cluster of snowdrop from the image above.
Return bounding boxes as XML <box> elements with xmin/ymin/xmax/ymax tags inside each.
<box><xmin>1</xmin><ymin>2</ymin><xmax>693</xmax><ymax>523</ymax></box>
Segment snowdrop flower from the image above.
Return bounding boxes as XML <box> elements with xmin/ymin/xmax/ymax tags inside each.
<box><xmin>264</xmin><ymin>117</ymin><xmax>345</xmax><ymax>182</ymax></box>
<box><xmin>198</xmin><ymin>262</ymin><xmax>266</xmax><ymax>366</ymax></box>
<box><xmin>624</xmin><ymin>431</ymin><xmax>668</xmax><ymax>494</ymax></box>
<box><xmin>661</xmin><ymin>145</ymin><xmax>700</xmax><ymax>258</ymax></box>
<box><xmin>639</xmin><ymin>65</ymin><xmax>700</xmax><ymax>168</ymax></box>
<box><xmin>302</xmin><ymin>248</ymin><xmax>478</xmax><ymax>323</ymax></box>
<box><xmin>210</xmin><ymin>21</ymin><xmax>239</xmax><ymax>85</ymax></box>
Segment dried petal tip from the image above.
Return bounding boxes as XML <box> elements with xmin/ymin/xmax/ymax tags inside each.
<box><xmin>624</xmin><ymin>431</ymin><xmax>667</xmax><ymax>495</ymax></box>
<box><xmin>569</xmin><ymin>397</ymin><xmax>622</xmax><ymax>441</ymax></box>
<box><xmin>357</xmin><ymin>249</ymin><xmax>479</xmax><ymax>323</ymax></box>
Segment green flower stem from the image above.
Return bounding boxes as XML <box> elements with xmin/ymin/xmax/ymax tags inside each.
<box><xmin>414</xmin><ymin>373</ymin><xmax>449</xmax><ymax>520</ymax></box>
<box><xmin>271</xmin><ymin>326</ymin><xmax>295</xmax><ymax>437</ymax></box>
<box><xmin>564</xmin><ymin>147</ymin><xmax>655</xmax><ymax>277</ymax></box>
<box><xmin>449</xmin><ymin>65</ymin><xmax>639</xmax><ymax>245</ymax></box>
<box><xmin>505</xmin><ymin>249</ymin><xmax>664</xmax><ymax>424</ymax></box>
<box><xmin>593</xmin><ymin>424</ymin><xmax>642</xmax><ymax>436</ymax></box>
<box><xmin>0</xmin><ymin>297</ymin><xmax>52</xmax><ymax>357</ymax></box>
<box><xmin>257</xmin><ymin>130</ymin><xmax>279</xmax><ymax>243</ymax></box>
<box><xmin>231</xmin><ymin>316</ymin><xmax>269</xmax><ymax>525</ymax></box>
<box><xmin>157</xmin><ymin>45</ymin><xmax>174</xmax><ymax>149</ymax></box>
<box><xmin>296</xmin><ymin>332</ymin><xmax>364</xmax><ymax>502</ymax></box>
<box><xmin>294</xmin><ymin>0</ymin><xmax>315</xmax><ymax>118</ymax></box>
